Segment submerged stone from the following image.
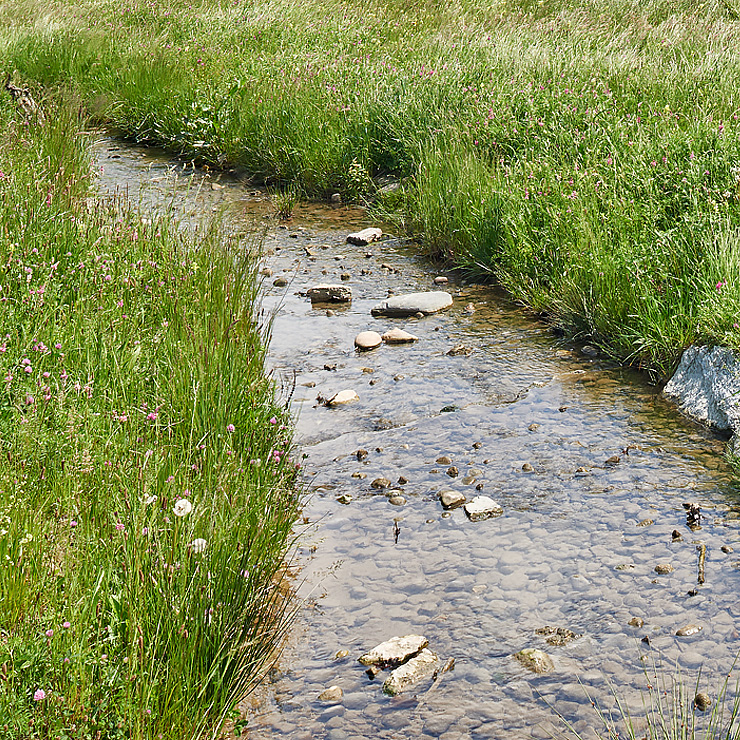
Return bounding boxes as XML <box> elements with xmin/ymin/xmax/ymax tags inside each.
<box><xmin>514</xmin><ymin>648</ymin><xmax>554</xmax><ymax>674</ymax></box>
<box><xmin>307</xmin><ymin>284</ymin><xmax>352</xmax><ymax>303</ymax></box>
<box><xmin>325</xmin><ymin>390</ymin><xmax>359</xmax><ymax>406</ymax></box>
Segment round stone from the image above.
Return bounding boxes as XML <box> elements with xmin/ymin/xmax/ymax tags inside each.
<box><xmin>354</xmin><ymin>331</ymin><xmax>382</xmax><ymax>351</ymax></box>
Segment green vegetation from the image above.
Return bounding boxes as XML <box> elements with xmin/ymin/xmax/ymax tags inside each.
<box><xmin>3</xmin><ymin>0</ymin><xmax>740</xmax><ymax>374</ymax></box>
<box><xmin>0</xmin><ymin>97</ymin><xmax>300</xmax><ymax>738</ymax></box>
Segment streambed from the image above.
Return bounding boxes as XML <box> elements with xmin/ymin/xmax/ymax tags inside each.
<box><xmin>95</xmin><ymin>139</ymin><xmax>740</xmax><ymax>740</ymax></box>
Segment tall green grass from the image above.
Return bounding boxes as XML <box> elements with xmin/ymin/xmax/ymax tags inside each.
<box><xmin>0</xmin><ymin>96</ymin><xmax>300</xmax><ymax>739</ymax></box>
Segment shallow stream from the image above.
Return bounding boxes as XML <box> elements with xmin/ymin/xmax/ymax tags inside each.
<box><xmin>96</xmin><ymin>139</ymin><xmax>740</xmax><ymax>740</ymax></box>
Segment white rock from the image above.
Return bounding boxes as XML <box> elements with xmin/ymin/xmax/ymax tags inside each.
<box><xmin>371</xmin><ymin>291</ymin><xmax>453</xmax><ymax>317</ymax></box>
<box><xmin>663</xmin><ymin>346</ymin><xmax>740</xmax><ymax>432</ymax></box>
<box><xmin>318</xmin><ymin>685</ymin><xmax>344</xmax><ymax>702</ymax></box>
<box><xmin>382</xmin><ymin>328</ymin><xmax>419</xmax><ymax>344</ymax></box>
<box><xmin>354</xmin><ymin>331</ymin><xmax>382</xmax><ymax>351</ymax></box>
<box><xmin>464</xmin><ymin>496</ymin><xmax>503</xmax><ymax>522</ymax></box>
<box><xmin>347</xmin><ymin>227</ymin><xmax>382</xmax><ymax>246</ymax></box>
<box><xmin>307</xmin><ymin>284</ymin><xmax>352</xmax><ymax>303</ymax></box>
<box><xmin>382</xmin><ymin>648</ymin><xmax>439</xmax><ymax>695</ymax></box>
<box><xmin>439</xmin><ymin>490</ymin><xmax>466</xmax><ymax>510</ymax></box>
<box><xmin>326</xmin><ymin>390</ymin><xmax>359</xmax><ymax>406</ymax></box>
<box><xmin>358</xmin><ymin>634</ymin><xmax>428</xmax><ymax>666</ymax></box>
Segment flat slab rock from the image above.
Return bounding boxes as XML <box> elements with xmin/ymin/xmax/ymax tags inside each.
<box><xmin>663</xmin><ymin>345</ymin><xmax>740</xmax><ymax>433</ymax></box>
<box><xmin>306</xmin><ymin>284</ymin><xmax>352</xmax><ymax>303</ymax></box>
<box><xmin>382</xmin><ymin>648</ymin><xmax>439</xmax><ymax>696</ymax></box>
<box><xmin>359</xmin><ymin>634</ymin><xmax>428</xmax><ymax>667</ymax></box>
<box><xmin>464</xmin><ymin>496</ymin><xmax>503</xmax><ymax>521</ymax></box>
<box><xmin>371</xmin><ymin>291</ymin><xmax>453</xmax><ymax>318</ymax></box>
<box><xmin>347</xmin><ymin>228</ymin><xmax>382</xmax><ymax>246</ymax></box>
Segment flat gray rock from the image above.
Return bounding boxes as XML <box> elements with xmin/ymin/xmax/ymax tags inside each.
<box><xmin>307</xmin><ymin>284</ymin><xmax>352</xmax><ymax>303</ymax></box>
<box><xmin>464</xmin><ymin>496</ymin><xmax>503</xmax><ymax>522</ymax></box>
<box><xmin>347</xmin><ymin>228</ymin><xmax>382</xmax><ymax>246</ymax></box>
<box><xmin>383</xmin><ymin>648</ymin><xmax>439</xmax><ymax>696</ymax></box>
<box><xmin>371</xmin><ymin>291</ymin><xmax>453</xmax><ymax>317</ymax></box>
<box><xmin>664</xmin><ymin>346</ymin><xmax>740</xmax><ymax>432</ymax></box>
<box><xmin>359</xmin><ymin>634</ymin><xmax>428</xmax><ymax>667</ymax></box>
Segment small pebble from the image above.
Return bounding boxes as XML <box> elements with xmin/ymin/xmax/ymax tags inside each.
<box><xmin>351</xmin><ymin>472</ymin><xmax>367</xmax><ymax>479</ymax></box>
<box><xmin>628</xmin><ymin>617</ymin><xmax>644</xmax><ymax>628</ymax></box>
<box><xmin>355</xmin><ymin>449</ymin><xmax>369</xmax><ymax>461</ymax></box>
<box><xmin>672</xmin><ymin>530</ymin><xmax>684</xmax><ymax>542</ymax></box>
<box><xmin>388</xmin><ymin>495</ymin><xmax>406</xmax><ymax>506</ymax></box>
<box><xmin>446</xmin><ymin>466</ymin><xmax>459</xmax><ymax>478</ymax></box>
<box><xmin>334</xmin><ymin>650</ymin><xmax>349</xmax><ymax>660</ymax></box>
<box><xmin>654</xmin><ymin>563</ymin><xmax>674</xmax><ymax>575</ymax></box>
<box><xmin>694</xmin><ymin>692</ymin><xmax>712</xmax><ymax>711</ymax></box>
<box><xmin>676</xmin><ymin>624</ymin><xmax>702</xmax><ymax>637</ymax></box>
<box><xmin>722</xmin><ymin>545</ymin><xmax>734</xmax><ymax>553</ymax></box>
<box><xmin>273</xmin><ymin>276</ymin><xmax>289</xmax><ymax>287</ymax></box>
<box><xmin>528</xmin><ymin>424</ymin><xmax>540</xmax><ymax>432</ymax></box>
<box><xmin>637</xmin><ymin>519</ymin><xmax>654</xmax><ymax>527</ymax></box>
<box><xmin>521</xmin><ymin>463</ymin><xmax>534</xmax><ymax>473</ymax></box>
<box><xmin>436</xmin><ymin>456</ymin><xmax>453</xmax><ymax>465</ymax></box>
<box><xmin>336</xmin><ymin>494</ymin><xmax>352</xmax><ymax>505</ymax></box>
<box><xmin>371</xmin><ymin>478</ymin><xmax>391</xmax><ymax>489</ymax></box>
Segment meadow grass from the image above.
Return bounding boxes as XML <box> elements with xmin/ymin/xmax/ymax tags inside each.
<box><xmin>4</xmin><ymin>0</ymin><xmax>740</xmax><ymax>373</ymax></box>
<box><xmin>0</xmin><ymin>95</ymin><xmax>300</xmax><ymax>738</ymax></box>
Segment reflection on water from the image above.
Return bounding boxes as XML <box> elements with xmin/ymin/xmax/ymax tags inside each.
<box><xmin>95</xmin><ymin>138</ymin><xmax>740</xmax><ymax>740</ymax></box>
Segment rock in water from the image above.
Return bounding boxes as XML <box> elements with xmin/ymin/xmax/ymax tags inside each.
<box><xmin>464</xmin><ymin>496</ymin><xmax>503</xmax><ymax>521</ymax></box>
<box><xmin>663</xmin><ymin>346</ymin><xmax>740</xmax><ymax>445</ymax></box>
<box><xmin>325</xmin><ymin>390</ymin><xmax>359</xmax><ymax>406</ymax></box>
<box><xmin>514</xmin><ymin>648</ymin><xmax>554</xmax><ymax>674</ymax></box>
<box><xmin>347</xmin><ymin>228</ymin><xmax>382</xmax><ymax>246</ymax></box>
<box><xmin>307</xmin><ymin>284</ymin><xmax>352</xmax><ymax>303</ymax></box>
<box><xmin>354</xmin><ymin>331</ymin><xmax>382</xmax><ymax>351</ymax></box>
<box><xmin>371</xmin><ymin>291</ymin><xmax>453</xmax><ymax>317</ymax></box>
<box><xmin>359</xmin><ymin>635</ymin><xmax>428</xmax><ymax>667</ymax></box>
<box><xmin>382</xmin><ymin>648</ymin><xmax>439</xmax><ymax>696</ymax></box>
<box><xmin>318</xmin><ymin>686</ymin><xmax>344</xmax><ymax>702</ymax></box>
<box><xmin>382</xmin><ymin>328</ymin><xmax>419</xmax><ymax>344</ymax></box>
<box><xmin>676</xmin><ymin>624</ymin><xmax>702</xmax><ymax>637</ymax></box>
<box><xmin>439</xmin><ymin>490</ymin><xmax>466</xmax><ymax>510</ymax></box>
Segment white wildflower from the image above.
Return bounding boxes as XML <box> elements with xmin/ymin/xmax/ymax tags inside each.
<box><xmin>173</xmin><ymin>499</ymin><xmax>192</xmax><ymax>517</ymax></box>
<box><xmin>189</xmin><ymin>538</ymin><xmax>207</xmax><ymax>553</ymax></box>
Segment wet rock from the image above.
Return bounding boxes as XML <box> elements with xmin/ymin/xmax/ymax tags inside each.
<box><xmin>383</xmin><ymin>648</ymin><xmax>439</xmax><ymax>696</ymax></box>
<box><xmin>528</xmin><ymin>424</ymin><xmax>540</xmax><ymax>432</ymax></box>
<box><xmin>434</xmin><ymin>276</ymin><xmax>448</xmax><ymax>285</ymax></box>
<box><xmin>318</xmin><ymin>686</ymin><xmax>344</xmax><ymax>702</ymax></box>
<box><xmin>628</xmin><ymin>617</ymin><xmax>644</xmax><ymax>628</ymax></box>
<box><xmin>521</xmin><ymin>463</ymin><xmax>534</xmax><ymax>473</ymax></box>
<box><xmin>654</xmin><ymin>563</ymin><xmax>674</xmax><ymax>575</ymax></box>
<box><xmin>325</xmin><ymin>309</ymin><xmax>335</xmax><ymax>317</ymax></box>
<box><xmin>354</xmin><ymin>331</ymin><xmax>382</xmax><ymax>351</ymax></box>
<box><xmin>351</xmin><ymin>472</ymin><xmax>367</xmax><ymax>479</ymax></box>
<box><xmin>464</xmin><ymin>496</ymin><xmax>503</xmax><ymax>522</ymax></box>
<box><xmin>261</xmin><ymin>268</ymin><xmax>273</xmax><ymax>277</ymax></box>
<box><xmin>355</xmin><ymin>449</ymin><xmax>369</xmax><ymax>461</ymax></box>
<box><xmin>307</xmin><ymin>284</ymin><xmax>352</xmax><ymax>303</ymax></box>
<box><xmin>463</xmin><ymin>303</ymin><xmax>475</xmax><ymax>315</ymax></box>
<box><xmin>340</xmin><ymin>272</ymin><xmax>351</xmax><ymax>281</ymax></box>
<box><xmin>366</xmin><ymin>665</ymin><xmax>381</xmax><ymax>679</ymax></box>
<box><xmin>326</xmin><ymin>390</ymin><xmax>359</xmax><ymax>406</ymax></box>
<box><xmin>462</xmin><ymin>475</ymin><xmax>477</xmax><ymax>485</ymax></box>
<box><xmin>361</xmin><ymin>367</ymin><xmax>374</xmax><ymax>374</ymax></box>
<box><xmin>388</xmin><ymin>495</ymin><xmax>406</xmax><ymax>506</ymax></box>
<box><xmin>371</xmin><ymin>478</ymin><xmax>391</xmax><ymax>489</ymax></box>
<box><xmin>397</xmin><ymin>475</ymin><xmax>408</xmax><ymax>485</ymax></box>
<box><xmin>382</xmin><ymin>328</ymin><xmax>419</xmax><ymax>344</ymax></box>
<box><xmin>446</xmin><ymin>466</ymin><xmax>459</xmax><ymax>478</ymax></box>
<box><xmin>672</xmin><ymin>530</ymin><xmax>684</xmax><ymax>542</ymax></box>
<box><xmin>334</xmin><ymin>650</ymin><xmax>350</xmax><ymax>660</ymax></box>
<box><xmin>440</xmin><ymin>405</ymin><xmax>459</xmax><ymax>413</ymax></box>
<box><xmin>605</xmin><ymin>455</ymin><xmax>621</xmax><ymax>465</ymax></box>
<box><xmin>472</xmin><ymin>442</ymin><xmax>483</xmax><ymax>449</ymax></box>
<box><xmin>514</xmin><ymin>648</ymin><xmax>554</xmax><ymax>674</ymax></box>
<box><xmin>637</xmin><ymin>519</ymin><xmax>654</xmax><ymax>527</ymax></box>
<box><xmin>615</xmin><ymin>563</ymin><xmax>635</xmax><ymax>571</ymax></box>
<box><xmin>336</xmin><ymin>494</ymin><xmax>352</xmax><ymax>505</ymax></box>
<box><xmin>436</xmin><ymin>456</ymin><xmax>453</xmax><ymax>465</ymax></box>
<box><xmin>439</xmin><ymin>490</ymin><xmax>466</xmax><ymax>510</ymax></box>
<box><xmin>447</xmin><ymin>344</ymin><xmax>474</xmax><ymax>357</ymax></box>
<box><xmin>694</xmin><ymin>692</ymin><xmax>712</xmax><ymax>711</ymax></box>
<box><xmin>371</xmin><ymin>291</ymin><xmax>453</xmax><ymax>318</ymax></box>
<box><xmin>581</xmin><ymin>344</ymin><xmax>599</xmax><ymax>357</ymax></box>
<box><xmin>676</xmin><ymin>624</ymin><xmax>702</xmax><ymax>637</ymax></box>
<box><xmin>273</xmin><ymin>276</ymin><xmax>289</xmax><ymax>287</ymax></box>
<box><xmin>535</xmin><ymin>626</ymin><xmax>580</xmax><ymax>646</ymax></box>
<box><xmin>722</xmin><ymin>545</ymin><xmax>734</xmax><ymax>553</ymax></box>
<box><xmin>393</xmin><ymin>375</ymin><xmax>404</xmax><ymax>381</ymax></box>
<box><xmin>347</xmin><ymin>227</ymin><xmax>382</xmax><ymax>246</ymax></box>
<box><xmin>323</xmin><ymin>363</ymin><xmax>337</xmax><ymax>371</ymax></box>
<box><xmin>359</xmin><ymin>635</ymin><xmax>428</xmax><ymax>667</ymax></box>
<box><xmin>575</xmin><ymin>466</ymin><xmax>588</xmax><ymax>474</ymax></box>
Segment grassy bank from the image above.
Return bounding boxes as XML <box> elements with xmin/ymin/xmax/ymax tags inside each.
<box><xmin>3</xmin><ymin>0</ymin><xmax>740</xmax><ymax>374</ymax></box>
<box><xmin>3</xmin><ymin>0</ymin><xmax>740</xmax><ymax>375</ymax></box>
<box><xmin>0</xmin><ymin>95</ymin><xmax>300</xmax><ymax>738</ymax></box>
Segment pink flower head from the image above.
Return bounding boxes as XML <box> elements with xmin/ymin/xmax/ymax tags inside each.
<box><xmin>33</xmin><ymin>689</ymin><xmax>46</xmax><ymax>702</ymax></box>
<box><xmin>62</xmin><ymin>621</ymin><xmax>71</xmax><ymax>629</ymax></box>
<box><xmin>717</xmin><ymin>281</ymin><xmax>726</xmax><ymax>291</ymax></box>
<box><xmin>269</xmin><ymin>416</ymin><xmax>277</xmax><ymax>425</ymax></box>
<box><xmin>45</xmin><ymin>629</ymin><xmax>53</xmax><ymax>638</ymax></box>
<box><xmin>226</xmin><ymin>423</ymin><xmax>235</xmax><ymax>433</ymax></box>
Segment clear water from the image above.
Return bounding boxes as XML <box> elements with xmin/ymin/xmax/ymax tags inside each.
<box><xmin>95</xmin><ymin>138</ymin><xmax>740</xmax><ymax>740</ymax></box>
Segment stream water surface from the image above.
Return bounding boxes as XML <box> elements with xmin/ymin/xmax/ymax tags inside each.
<box><xmin>95</xmin><ymin>139</ymin><xmax>740</xmax><ymax>740</ymax></box>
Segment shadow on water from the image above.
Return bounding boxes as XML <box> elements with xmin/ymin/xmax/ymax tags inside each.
<box><xmin>94</xmin><ymin>136</ymin><xmax>740</xmax><ymax>740</ymax></box>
